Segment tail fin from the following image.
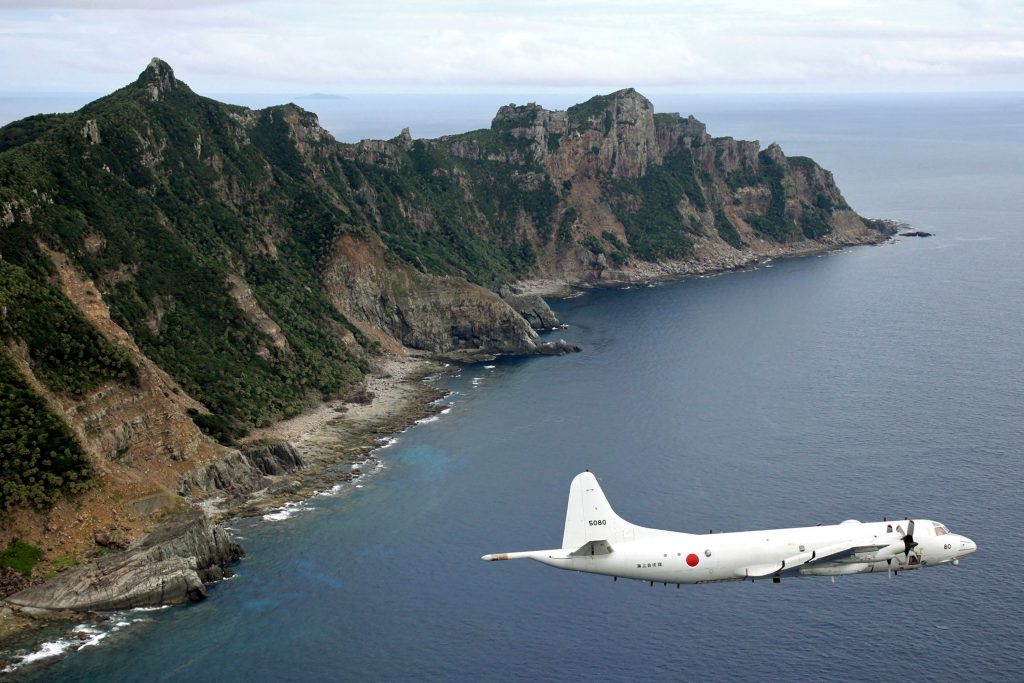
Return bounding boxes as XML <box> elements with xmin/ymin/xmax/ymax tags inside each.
<box><xmin>562</xmin><ymin>471</ymin><xmax>631</xmax><ymax>549</ymax></box>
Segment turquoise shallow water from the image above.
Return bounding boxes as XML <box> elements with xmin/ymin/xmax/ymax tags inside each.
<box><xmin>5</xmin><ymin>94</ymin><xmax>1024</xmax><ymax>681</ymax></box>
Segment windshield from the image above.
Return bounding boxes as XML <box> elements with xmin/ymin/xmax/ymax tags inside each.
<box><xmin>933</xmin><ymin>522</ymin><xmax>950</xmax><ymax>536</ymax></box>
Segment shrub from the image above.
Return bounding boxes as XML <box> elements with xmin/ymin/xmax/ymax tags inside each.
<box><xmin>1</xmin><ymin>540</ymin><xmax>43</xmax><ymax>577</ymax></box>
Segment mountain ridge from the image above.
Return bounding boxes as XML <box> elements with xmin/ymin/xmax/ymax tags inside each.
<box><xmin>0</xmin><ymin>59</ymin><xmax>893</xmax><ymax>604</ymax></box>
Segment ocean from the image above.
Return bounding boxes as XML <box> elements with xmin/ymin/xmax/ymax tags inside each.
<box><xmin>2</xmin><ymin>92</ymin><xmax>1022</xmax><ymax>681</ymax></box>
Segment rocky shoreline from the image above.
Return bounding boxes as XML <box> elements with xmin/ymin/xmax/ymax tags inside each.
<box><xmin>516</xmin><ymin>223</ymin><xmax>896</xmax><ymax>298</ymax></box>
<box><xmin>0</xmin><ymin>355</ymin><xmax>449</xmax><ymax>651</ymax></box>
<box><xmin>0</xmin><ymin>229</ymin><xmax>894</xmax><ymax>664</ymax></box>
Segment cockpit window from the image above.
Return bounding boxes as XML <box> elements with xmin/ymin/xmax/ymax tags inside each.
<box><xmin>933</xmin><ymin>522</ymin><xmax>949</xmax><ymax>536</ymax></box>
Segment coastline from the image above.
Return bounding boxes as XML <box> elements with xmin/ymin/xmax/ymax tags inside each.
<box><xmin>201</xmin><ymin>353</ymin><xmax>450</xmax><ymax>521</ymax></box>
<box><xmin>0</xmin><ymin>230</ymin><xmax>893</xmax><ymax>665</ymax></box>
<box><xmin>0</xmin><ymin>354</ymin><xmax>449</xmax><ymax>655</ymax></box>
<box><xmin>516</xmin><ymin>229</ymin><xmax>893</xmax><ymax>299</ymax></box>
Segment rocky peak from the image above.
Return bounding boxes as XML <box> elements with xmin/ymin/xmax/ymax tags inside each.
<box><xmin>762</xmin><ymin>142</ymin><xmax>786</xmax><ymax>165</ymax></box>
<box><xmin>557</xmin><ymin>88</ymin><xmax>659</xmax><ymax>178</ymax></box>
<box><xmin>395</xmin><ymin>127</ymin><xmax>413</xmax><ymax>151</ymax></box>
<box><xmin>137</xmin><ymin>57</ymin><xmax>178</xmax><ymax>101</ymax></box>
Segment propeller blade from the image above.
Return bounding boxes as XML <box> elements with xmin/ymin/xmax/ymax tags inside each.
<box><xmin>902</xmin><ymin>519</ymin><xmax>917</xmax><ymax>557</ymax></box>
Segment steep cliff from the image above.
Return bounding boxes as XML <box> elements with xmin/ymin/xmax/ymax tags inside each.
<box><xmin>0</xmin><ymin>60</ymin><xmax>891</xmax><ymax>591</ymax></box>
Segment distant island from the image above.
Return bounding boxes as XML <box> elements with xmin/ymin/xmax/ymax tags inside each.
<box><xmin>0</xmin><ymin>58</ymin><xmax>894</xmax><ymax>636</ymax></box>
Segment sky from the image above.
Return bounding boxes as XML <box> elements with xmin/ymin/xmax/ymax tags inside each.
<box><xmin>0</xmin><ymin>0</ymin><xmax>1022</xmax><ymax>94</ymax></box>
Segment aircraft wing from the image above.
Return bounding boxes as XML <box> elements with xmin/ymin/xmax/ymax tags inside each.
<box><xmin>743</xmin><ymin>539</ymin><xmax>889</xmax><ymax>578</ymax></box>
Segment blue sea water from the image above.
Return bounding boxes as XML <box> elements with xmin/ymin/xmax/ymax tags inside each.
<box><xmin>4</xmin><ymin>93</ymin><xmax>1024</xmax><ymax>681</ymax></box>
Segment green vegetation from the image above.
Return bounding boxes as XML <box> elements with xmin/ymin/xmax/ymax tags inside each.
<box><xmin>567</xmin><ymin>93</ymin><xmax>616</xmax><ymax>133</ymax></box>
<box><xmin>715</xmin><ymin>210</ymin><xmax>745</xmax><ymax>249</ymax></box>
<box><xmin>44</xmin><ymin>553</ymin><xmax>79</xmax><ymax>578</ymax></box>
<box><xmin>601</xmin><ymin>230</ymin><xmax>625</xmax><ymax>251</ymax></box>
<box><xmin>0</xmin><ymin>113</ymin><xmax>69</xmax><ymax>154</ymax></box>
<box><xmin>0</xmin><ymin>351</ymin><xmax>91</xmax><ymax>511</ymax></box>
<box><xmin>0</xmin><ymin>71</ymin><xmax>371</xmax><ymax>430</ymax></box>
<box><xmin>747</xmin><ymin>155</ymin><xmax>801</xmax><ymax>242</ymax></box>
<box><xmin>1</xmin><ymin>540</ymin><xmax>43</xmax><ymax>577</ymax></box>
<box><xmin>0</xmin><ymin>261</ymin><xmax>136</xmax><ymax>395</ymax></box>
<box><xmin>558</xmin><ymin>208</ymin><xmax>577</xmax><ymax>243</ymax></box>
<box><xmin>607</xmin><ymin>148</ymin><xmax>708</xmax><ymax>261</ymax></box>
<box><xmin>799</xmin><ymin>202</ymin><xmax>833</xmax><ymax>240</ymax></box>
<box><xmin>343</xmin><ymin>147</ymin><xmax>546</xmax><ymax>285</ymax></box>
<box><xmin>652</xmin><ymin>112</ymin><xmax>680</xmax><ymax>128</ymax></box>
<box><xmin>580</xmin><ymin>234</ymin><xmax>604</xmax><ymax>255</ymax></box>
<box><xmin>725</xmin><ymin>167</ymin><xmax>760</xmax><ymax>190</ymax></box>
<box><xmin>187</xmin><ymin>408</ymin><xmax>248</xmax><ymax>447</ymax></box>
<box><xmin>608</xmin><ymin>251</ymin><xmax>627</xmax><ymax>267</ymax></box>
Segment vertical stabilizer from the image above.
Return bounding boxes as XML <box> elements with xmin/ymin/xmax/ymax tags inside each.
<box><xmin>562</xmin><ymin>472</ymin><xmax>630</xmax><ymax>549</ymax></box>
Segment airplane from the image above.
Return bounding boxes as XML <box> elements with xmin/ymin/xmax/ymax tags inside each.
<box><xmin>481</xmin><ymin>471</ymin><xmax>977</xmax><ymax>585</ymax></box>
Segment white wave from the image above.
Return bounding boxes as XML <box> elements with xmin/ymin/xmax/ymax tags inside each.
<box><xmin>376</xmin><ymin>436</ymin><xmax>399</xmax><ymax>449</ymax></box>
<box><xmin>316</xmin><ymin>483</ymin><xmax>344</xmax><ymax>497</ymax></box>
<box><xmin>484</xmin><ymin>365</ymin><xmax>496</xmax><ymax>369</ymax></box>
<box><xmin>415</xmin><ymin>405</ymin><xmax>452</xmax><ymax>426</ymax></box>
<box><xmin>262</xmin><ymin>501</ymin><xmax>308</xmax><ymax>521</ymax></box>
<box><xmin>129</xmin><ymin>605</ymin><xmax>170</xmax><ymax>612</ymax></box>
<box><xmin>2</xmin><ymin>616</ymin><xmax>138</xmax><ymax>672</ymax></box>
<box><xmin>355</xmin><ymin>484</ymin><xmax>364</xmax><ymax>488</ymax></box>
<box><xmin>5</xmin><ymin>638</ymin><xmax>75</xmax><ymax>670</ymax></box>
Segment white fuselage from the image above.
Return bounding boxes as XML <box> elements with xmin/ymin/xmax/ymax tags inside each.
<box><xmin>523</xmin><ymin>520</ymin><xmax>977</xmax><ymax>584</ymax></box>
<box><xmin>483</xmin><ymin>471</ymin><xmax>977</xmax><ymax>585</ymax></box>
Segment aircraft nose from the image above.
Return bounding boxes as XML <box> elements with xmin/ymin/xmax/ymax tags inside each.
<box><xmin>959</xmin><ymin>536</ymin><xmax>977</xmax><ymax>556</ymax></box>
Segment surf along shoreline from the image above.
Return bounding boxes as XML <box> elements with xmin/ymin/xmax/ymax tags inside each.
<box><xmin>0</xmin><ymin>228</ymin><xmax>897</xmax><ymax>670</ymax></box>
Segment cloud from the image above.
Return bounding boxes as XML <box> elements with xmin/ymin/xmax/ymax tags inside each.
<box><xmin>0</xmin><ymin>0</ymin><xmax>1021</xmax><ymax>92</ymax></box>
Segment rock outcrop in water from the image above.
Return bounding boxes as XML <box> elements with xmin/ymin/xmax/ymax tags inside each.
<box><xmin>5</xmin><ymin>510</ymin><xmax>242</xmax><ymax>613</ymax></box>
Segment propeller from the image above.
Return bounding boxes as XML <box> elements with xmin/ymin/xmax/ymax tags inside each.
<box><xmin>901</xmin><ymin>519</ymin><xmax>919</xmax><ymax>564</ymax></box>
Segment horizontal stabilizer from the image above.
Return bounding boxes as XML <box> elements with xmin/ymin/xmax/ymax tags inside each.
<box><xmin>570</xmin><ymin>540</ymin><xmax>613</xmax><ymax>557</ymax></box>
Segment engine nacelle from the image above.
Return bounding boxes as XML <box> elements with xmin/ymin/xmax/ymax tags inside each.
<box><xmin>872</xmin><ymin>540</ymin><xmax>907</xmax><ymax>562</ymax></box>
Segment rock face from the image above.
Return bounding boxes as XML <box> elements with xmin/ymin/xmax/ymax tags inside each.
<box><xmin>324</xmin><ymin>234</ymin><xmax>543</xmax><ymax>356</ymax></box>
<box><xmin>499</xmin><ymin>287</ymin><xmax>560</xmax><ymax>330</ymax></box>
<box><xmin>180</xmin><ymin>441</ymin><xmax>305</xmax><ymax>498</ymax></box>
<box><xmin>535</xmin><ymin>339</ymin><xmax>581</xmax><ymax>355</ymax></box>
<box><xmin>5</xmin><ymin>510</ymin><xmax>242</xmax><ymax>613</ymax></box>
